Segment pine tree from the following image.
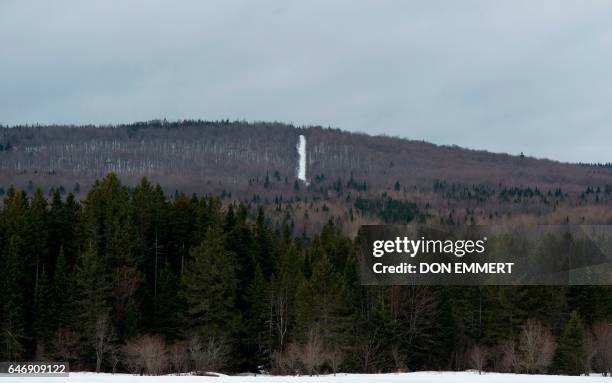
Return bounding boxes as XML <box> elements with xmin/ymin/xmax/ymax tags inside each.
<box><xmin>182</xmin><ymin>226</ymin><xmax>239</xmax><ymax>340</ymax></box>
<box><xmin>223</xmin><ymin>205</ymin><xmax>255</xmax><ymax>311</ymax></box>
<box><xmin>131</xmin><ymin>178</ymin><xmax>167</xmax><ymax>329</ymax></box>
<box><xmin>48</xmin><ymin>192</ymin><xmax>79</xmax><ymax>268</ymax></box>
<box><xmin>53</xmin><ymin>247</ymin><xmax>72</xmax><ymax>330</ymax></box>
<box><xmin>81</xmin><ymin>174</ymin><xmax>139</xmax><ymax>337</ymax></box>
<box><xmin>294</xmin><ymin>251</ymin><xmax>348</xmax><ymax>347</ymax></box>
<box><xmin>432</xmin><ymin>288</ymin><xmax>458</xmax><ymax>369</ymax></box>
<box><xmin>33</xmin><ymin>268</ymin><xmax>54</xmax><ymax>344</ymax></box>
<box><xmin>168</xmin><ymin>193</ymin><xmax>197</xmax><ymax>275</ymax></box>
<box><xmin>567</xmin><ymin>286</ymin><xmax>612</xmax><ymax>325</ymax></box>
<box><xmin>152</xmin><ymin>262</ymin><xmax>183</xmax><ymax>338</ymax></box>
<box><xmin>554</xmin><ymin>311</ymin><xmax>586</xmax><ymax>375</ymax></box>
<box><xmin>254</xmin><ymin>207</ymin><xmax>276</xmax><ymax>277</ymax></box>
<box><xmin>26</xmin><ymin>189</ymin><xmax>49</xmax><ymax>293</ymax></box>
<box><xmin>74</xmin><ymin>246</ymin><xmax>111</xmax><ymax>336</ymax></box>
<box><xmin>518</xmin><ymin>286</ymin><xmax>567</xmax><ymax>334</ymax></box>
<box><xmin>81</xmin><ymin>173</ymin><xmax>134</xmax><ymax>265</ymax></box>
<box><xmin>243</xmin><ymin>264</ymin><xmax>269</xmax><ymax>370</ymax></box>
<box><xmin>481</xmin><ymin>286</ymin><xmax>522</xmax><ymax>345</ymax></box>
<box><xmin>1</xmin><ymin>235</ymin><xmax>26</xmax><ymax>360</ymax></box>
<box><xmin>269</xmin><ymin>242</ymin><xmax>302</xmax><ymax>352</ymax></box>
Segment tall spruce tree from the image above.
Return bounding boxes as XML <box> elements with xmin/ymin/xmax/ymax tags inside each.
<box><xmin>294</xmin><ymin>250</ymin><xmax>349</xmax><ymax>347</ymax></box>
<box><xmin>1</xmin><ymin>235</ymin><xmax>26</xmax><ymax>360</ymax></box>
<box><xmin>81</xmin><ymin>174</ymin><xmax>140</xmax><ymax>337</ymax></box>
<box><xmin>33</xmin><ymin>267</ymin><xmax>55</xmax><ymax>347</ymax></box>
<box><xmin>254</xmin><ymin>207</ymin><xmax>276</xmax><ymax>276</ymax></box>
<box><xmin>182</xmin><ymin>226</ymin><xmax>239</xmax><ymax>341</ymax></box>
<box><xmin>554</xmin><ymin>311</ymin><xmax>586</xmax><ymax>375</ymax></box>
<box><xmin>243</xmin><ymin>264</ymin><xmax>269</xmax><ymax>370</ymax></box>
<box><xmin>152</xmin><ymin>262</ymin><xmax>183</xmax><ymax>338</ymax></box>
<box><xmin>53</xmin><ymin>247</ymin><xmax>72</xmax><ymax>330</ymax></box>
<box><xmin>74</xmin><ymin>245</ymin><xmax>111</xmax><ymax>339</ymax></box>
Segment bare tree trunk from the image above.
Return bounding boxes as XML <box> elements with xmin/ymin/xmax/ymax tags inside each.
<box><xmin>94</xmin><ymin>314</ymin><xmax>114</xmax><ymax>373</ymax></box>
<box><xmin>154</xmin><ymin>232</ymin><xmax>158</xmax><ymax>297</ymax></box>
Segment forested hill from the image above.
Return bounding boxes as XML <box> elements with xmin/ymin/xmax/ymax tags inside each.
<box><xmin>3</xmin><ymin>120</ymin><xmax>612</xmax><ymax>233</ymax></box>
<box><xmin>1</xmin><ymin>122</ymin><xmax>612</xmax><ymax>375</ymax></box>
<box><xmin>0</xmin><ymin>174</ymin><xmax>611</xmax><ymax>375</ymax></box>
<box><xmin>2</xmin><ymin>120</ymin><xmax>612</xmax><ymax>196</ymax></box>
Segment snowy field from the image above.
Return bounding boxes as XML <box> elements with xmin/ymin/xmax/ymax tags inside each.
<box><xmin>9</xmin><ymin>371</ymin><xmax>612</xmax><ymax>383</ymax></box>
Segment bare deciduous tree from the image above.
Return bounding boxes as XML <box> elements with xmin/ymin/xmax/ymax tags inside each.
<box><xmin>584</xmin><ymin>330</ymin><xmax>597</xmax><ymax>374</ymax></box>
<box><xmin>499</xmin><ymin>340</ymin><xmax>519</xmax><ymax>373</ymax></box>
<box><xmin>113</xmin><ymin>266</ymin><xmax>140</xmax><ymax>323</ymax></box>
<box><xmin>168</xmin><ymin>341</ymin><xmax>190</xmax><ymax>374</ymax></box>
<box><xmin>34</xmin><ymin>342</ymin><xmax>50</xmax><ymax>362</ymax></box>
<box><xmin>398</xmin><ymin>286</ymin><xmax>438</xmax><ymax>352</ymax></box>
<box><xmin>518</xmin><ymin>319</ymin><xmax>555</xmax><ymax>373</ymax></box>
<box><xmin>52</xmin><ymin>328</ymin><xmax>80</xmax><ymax>362</ymax></box>
<box><xmin>467</xmin><ymin>344</ymin><xmax>488</xmax><ymax>374</ymax></box>
<box><xmin>591</xmin><ymin>321</ymin><xmax>612</xmax><ymax>376</ymax></box>
<box><xmin>109</xmin><ymin>345</ymin><xmax>121</xmax><ymax>374</ymax></box>
<box><xmin>188</xmin><ymin>335</ymin><xmax>228</xmax><ymax>374</ymax></box>
<box><xmin>391</xmin><ymin>344</ymin><xmax>407</xmax><ymax>372</ymax></box>
<box><xmin>297</xmin><ymin>327</ymin><xmax>325</xmax><ymax>376</ymax></box>
<box><xmin>94</xmin><ymin>314</ymin><xmax>115</xmax><ymax>373</ymax></box>
<box><xmin>272</xmin><ymin>343</ymin><xmax>300</xmax><ymax>375</ymax></box>
<box><xmin>326</xmin><ymin>347</ymin><xmax>344</xmax><ymax>375</ymax></box>
<box><xmin>123</xmin><ymin>334</ymin><xmax>168</xmax><ymax>375</ymax></box>
<box><xmin>355</xmin><ymin>333</ymin><xmax>381</xmax><ymax>373</ymax></box>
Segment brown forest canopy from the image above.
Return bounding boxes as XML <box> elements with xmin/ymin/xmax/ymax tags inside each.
<box><xmin>2</xmin><ymin>120</ymin><xmax>612</xmax><ymax>234</ymax></box>
<box><xmin>1</xmin><ymin>119</ymin><xmax>612</xmax><ymax>196</ymax></box>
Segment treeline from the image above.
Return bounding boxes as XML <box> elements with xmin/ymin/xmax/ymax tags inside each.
<box><xmin>1</xmin><ymin>173</ymin><xmax>612</xmax><ymax>376</ymax></box>
<box><xmin>4</xmin><ymin>120</ymin><xmax>612</xmax><ymax>200</ymax></box>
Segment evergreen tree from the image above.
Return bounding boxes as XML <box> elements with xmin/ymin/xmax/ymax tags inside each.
<box><xmin>243</xmin><ymin>264</ymin><xmax>269</xmax><ymax>370</ymax></box>
<box><xmin>33</xmin><ymin>268</ymin><xmax>55</xmax><ymax>344</ymax></box>
<box><xmin>481</xmin><ymin>286</ymin><xmax>523</xmax><ymax>345</ymax></box>
<box><xmin>74</xmin><ymin>246</ymin><xmax>111</xmax><ymax>337</ymax></box>
<box><xmin>131</xmin><ymin>178</ymin><xmax>167</xmax><ymax>329</ymax></box>
<box><xmin>182</xmin><ymin>227</ymin><xmax>239</xmax><ymax>340</ymax></box>
<box><xmin>168</xmin><ymin>193</ymin><xmax>197</xmax><ymax>275</ymax></box>
<box><xmin>26</xmin><ymin>189</ymin><xmax>49</xmax><ymax>292</ymax></box>
<box><xmin>53</xmin><ymin>247</ymin><xmax>72</xmax><ymax>330</ymax></box>
<box><xmin>1</xmin><ymin>235</ymin><xmax>26</xmax><ymax>360</ymax></box>
<box><xmin>269</xmin><ymin>241</ymin><xmax>302</xmax><ymax>352</ymax></box>
<box><xmin>81</xmin><ymin>174</ymin><xmax>139</xmax><ymax>337</ymax></box>
<box><xmin>253</xmin><ymin>207</ymin><xmax>276</xmax><ymax>276</ymax></box>
<box><xmin>80</xmin><ymin>173</ymin><xmax>134</xmax><ymax>266</ymax></box>
<box><xmin>223</xmin><ymin>205</ymin><xmax>255</xmax><ymax>310</ymax></box>
<box><xmin>294</xmin><ymin>251</ymin><xmax>349</xmax><ymax>347</ymax></box>
<box><xmin>152</xmin><ymin>262</ymin><xmax>183</xmax><ymax>338</ymax></box>
<box><xmin>567</xmin><ymin>286</ymin><xmax>612</xmax><ymax>325</ymax></box>
<box><xmin>432</xmin><ymin>288</ymin><xmax>458</xmax><ymax>369</ymax></box>
<box><xmin>554</xmin><ymin>311</ymin><xmax>586</xmax><ymax>375</ymax></box>
<box><xmin>48</xmin><ymin>192</ymin><xmax>79</xmax><ymax>267</ymax></box>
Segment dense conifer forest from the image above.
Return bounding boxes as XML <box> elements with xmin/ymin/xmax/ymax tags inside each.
<box><xmin>1</xmin><ymin>173</ymin><xmax>612</xmax><ymax>376</ymax></box>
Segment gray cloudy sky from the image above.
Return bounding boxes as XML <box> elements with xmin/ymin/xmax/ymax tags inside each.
<box><xmin>2</xmin><ymin>1</ymin><xmax>612</xmax><ymax>163</ymax></box>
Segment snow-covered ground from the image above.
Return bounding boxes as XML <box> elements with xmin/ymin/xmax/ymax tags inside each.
<box><xmin>9</xmin><ymin>371</ymin><xmax>611</xmax><ymax>383</ymax></box>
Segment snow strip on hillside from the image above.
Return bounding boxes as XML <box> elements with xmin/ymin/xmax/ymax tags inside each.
<box><xmin>297</xmin><ymin>134</ymin><xmax>308</xmax><ymax>185</ymax></box>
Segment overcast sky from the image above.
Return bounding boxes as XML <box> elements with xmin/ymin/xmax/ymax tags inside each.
<box><xmin>2</xmin><ymin>1</ymin><xmax>612</xmax><ymax>163</ymax></box>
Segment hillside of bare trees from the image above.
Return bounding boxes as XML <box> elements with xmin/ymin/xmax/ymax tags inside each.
<box><xmin>2</xmin><ymin>120</ymin><xmax>612</xmax><ymax>233</ymax></box>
